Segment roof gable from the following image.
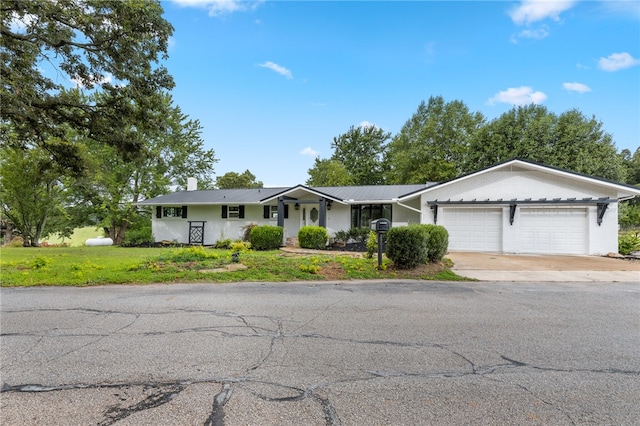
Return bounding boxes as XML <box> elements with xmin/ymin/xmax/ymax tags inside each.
<box><xmin>398</xmin><ymin>159</ymin><xmax>640</xmax><ymax>201</ymax></box>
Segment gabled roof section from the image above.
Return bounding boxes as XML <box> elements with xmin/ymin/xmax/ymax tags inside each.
<box><xmin>398</xmin><ymin>158</ymin><xmax>640</xmax><ymax>201</ymax></box>
<box><xmin>259</xmin><ymin>185</ymin><xmax>345</xmax><ymax>204</ymax></box>
<box><xmin>260</xmin><ymin>184</ymin><xmax>433</xmax><ymax>204</ymax></box>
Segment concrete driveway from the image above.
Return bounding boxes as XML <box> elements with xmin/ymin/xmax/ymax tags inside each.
<box><xmin>448</xmin><ymin>252</ymin><xmax>640</xmax><ymax>282</ymax></box>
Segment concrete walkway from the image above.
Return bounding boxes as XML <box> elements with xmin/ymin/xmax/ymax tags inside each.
<box><xmin>448</xmin><ymin>252</ymin><xmax>640</xmax><ymax>282</ymax></box>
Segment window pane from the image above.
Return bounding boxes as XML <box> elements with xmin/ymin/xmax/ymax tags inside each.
<box><xmin>351</xmin><ymin>206</ymin><xmax>359</xmax><ymax>228</ymax></box>
<box><xmin>382</xmin><ymin>204</ymin><xmax>392</xmax><ymax>221</ymax></box>
<box><xmin>361</xmin><ymin>205</ymin><xmax>372</xmax><ymax>229</ymax></box>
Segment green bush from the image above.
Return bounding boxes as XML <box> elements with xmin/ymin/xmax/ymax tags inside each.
<box><xmin>230</xmin><ymin>241</ymin><xmax>252</xmax><ymax>252</ymax></box>
<box><xmin>385</xmin><ymin>224</ymin><xmax>429</xmax><ymax>269</ymax></box>
<box><xmin>366</xmin><ymin>230</ymin><xmax>377</xmax><ymax>259</ymax></box>
<box><xmin>350</xmin><ymin>227</ymin><xmax>370</xmax><ymax>242</ymax></box>
<box><xmin>298</xmin><ymin>226</ymin><xmax>329</xmax><ymax>250</ymax></box>
<box><xmin>249</xmin><ymin>225</ymin><xmax>283</xmax><ymax>250</ymax></box>
<box><xmin>619</xmin><ymin>231</ymin><xmax>640</xmax><ymax>255</ymax></box>
<box><xmin>421</xmin><ymin>224</ymin><xmax>449</xmax><ymax>262</ymax></box>
<box><xmin>123</xmin><ymin>216</ymin><xmax>152</xmax><ymax>246</ymax></box>
<box><xmin>333</xmin><ymin>229</ymin><xmax>350</xmax><ymax>244</ymax></box>
<box><xmin>213</xmin><ymin>238</ymin><xmax>233</xmax><ymax>249</ymax></box>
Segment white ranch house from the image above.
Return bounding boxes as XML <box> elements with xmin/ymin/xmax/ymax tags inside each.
<box><xmin>138</xmin><ymin>159</ymin><xmax>640</xmax><ymax>256</ymax></box>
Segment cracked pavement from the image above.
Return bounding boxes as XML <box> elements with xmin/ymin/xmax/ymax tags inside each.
<box><xmin>1</xmin><ymin>280</ymin><xmax>639</xmax><ymax>425</ymax></box>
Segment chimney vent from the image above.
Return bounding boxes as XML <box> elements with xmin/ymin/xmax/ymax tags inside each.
<box><xmin>187</xmin><ymin>177</ymin><xmax>197</xmax><ymax>191</ymax></box>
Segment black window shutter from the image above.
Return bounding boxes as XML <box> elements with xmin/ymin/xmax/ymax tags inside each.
<box><xmin>222</xmin><ymin>205</ymin><xmax>228</xmax><ymax>218</ymax></box>
<box><xmin>181</xmin><ymin>206</ymin><xmax>188</xmax><ymax>218</ymax></box>
<box><xmin>239</xmin><ymin>205</ymin><xmax>245</xmax><ymax>219</ymax></box>
<box><xmin>263</xmin><ymin>206</ymin><xmax>270</xmax><ymax>219</ymax></box>
<box><xmin>284</xmin><ymin>204</ymin><xmax>289</xmax><ymax>219</ymax></box>
<box><xmin>156</xmin><ymin>206</ymin><xmax>162</xmax><ymax>218</ymax></box>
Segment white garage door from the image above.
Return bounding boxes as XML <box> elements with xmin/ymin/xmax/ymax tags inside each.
<box><xmin>519</xmin><ymin>208</ymin><xmax>588</xmax><ymax>255</ymax></box>
<box><xmin>442</xmin><ymin>208</ymin><xmax>502</xmax><ymax>252</ymax></box>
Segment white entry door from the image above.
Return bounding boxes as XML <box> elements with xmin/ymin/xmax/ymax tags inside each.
<box><xmin>519</xmin><ymin>208</ymin><xmax>588</xmax><ymax>255</ymax></box>
<box><xmin>442</xmin><ymin>208</ymin><xmax>502</xmax><ymax>252</ymax></box>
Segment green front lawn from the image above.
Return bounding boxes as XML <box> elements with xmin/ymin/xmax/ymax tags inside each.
<box><xmin>0</xmin><ymin>246</ymin><xmax>465</xmax><ymax>287</ymax></box>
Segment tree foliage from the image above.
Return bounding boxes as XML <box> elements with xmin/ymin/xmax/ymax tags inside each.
<box><xmin>216</xmin><ymin>170</ymin><xmax>263</xmax><ymax>189</ymax></box>
<box><xmin>0</xmin><ymin>143</ymin><xmax>71</xmax><ymax>246</ymax></box>
<box><xmin>621</xmin><ymin>147</ymin><xmax>640</xmax><ymax>186</ymax></box>
<box><xmin>385</xmin><ymin>96</ymin><xmax>485</xmax><ymax>183</ymax></box>
<box><xmin>465</xmin><ymin>104</ymin><xmax>625</xmax><ymax>181</ymax></box>
<box><xmin>306</xmin><ymin>158</ymin><xmax>354</xmax><ymax>186</ymax></box>
<box><xmin>1</xmin><ymin>0</ymin><xmax>174</xmax><ymax>172</ymax></box>
<box><xmin>70</xmin><ymin>96</ymin><xmax>217</xmax><ymax>245</ymax></box>
<box><xmin>330</xmin><ymin>124</ymin><xmax>391</xmax><ymax>185</ymax></box>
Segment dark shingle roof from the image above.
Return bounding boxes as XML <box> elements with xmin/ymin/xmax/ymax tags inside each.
<box><xmin>137</xmin><ymin>184</ymin><xmax>436</xmax><ymax>206</ymax></box>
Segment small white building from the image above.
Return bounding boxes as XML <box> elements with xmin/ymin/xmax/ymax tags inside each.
<box><xmin>137</xmin><ymin>159</ymin><xmax>640</xmax><ymax>256</ymax></box>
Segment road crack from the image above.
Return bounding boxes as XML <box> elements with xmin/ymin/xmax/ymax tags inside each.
<box><xmin>204</xmin><ymin>383</ymin><xmax>233</xmax><ymax>426</ymax></box>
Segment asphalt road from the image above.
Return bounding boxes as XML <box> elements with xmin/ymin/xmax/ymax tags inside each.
<box><xmin>1</xmin><ymin>280</ymin><xmax>639</xmax><ymax>425</ymax></box>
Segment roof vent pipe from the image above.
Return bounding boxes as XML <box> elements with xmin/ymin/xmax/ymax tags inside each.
<box><xmin>187</xmin><ymin>177</ymin><xmax>197</xmax><ymax>191</ymax></box>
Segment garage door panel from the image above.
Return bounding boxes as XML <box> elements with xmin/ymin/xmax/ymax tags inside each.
<box><xmin>443</xmin><ymin>208</ymin><xmax>502</xmax><ymax>252</ymax></box>
<box><xmin>520</xmin><ymin>208</ymin><xmax>587</xmax><ymax>255</ymax></box>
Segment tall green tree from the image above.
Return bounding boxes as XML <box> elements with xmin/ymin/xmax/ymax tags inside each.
<box><xmin>0</xmin><ymin>143</ymin><xmax>71</xmax><ymax>246</ymax></box>
<box><xmin>72</xmin><ymin>96</ymin><xmax>217</xmax><ymax>245</ymax></box>
<box><xmin>306</xmin><ymin>158</ymin><xmax>354</xmax><ymax>186</ymax></box>
<box><xmin>216</xmin><ymin>170</ymin><xmax>263</xmax><ymax>189</ymax></box>
<box><xmin>621</xmin><ymin>147</ymin><xmax>640</xmax><ymax>185</ymax></box>
<box><xmin>1</xmin><ymin>0</ymin><xmax>174</xmax><ymax>173</ymax></box>
<box><xmin>465</xmin><ymin>104</ymin><xmax>625</xmax><ymax>181</ymax></box>
<box><xmin>330</xmin><ymin>124</ymin><xmax>391</xmax><ymax>185</ymax></box>
<box><xmin>385</xmin><ymin>96</ymin><xmax>485</xmax><ymax>184</ymax></box>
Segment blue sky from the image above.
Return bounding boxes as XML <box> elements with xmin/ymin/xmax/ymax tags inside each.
<box><xmin>162</xmin><ymin>0</ymin><xmax>640</xmax><ymax>187</ymax></box>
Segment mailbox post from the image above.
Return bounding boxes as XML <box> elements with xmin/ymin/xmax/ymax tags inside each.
<box><xmin>371</xmin><ymin>218</ymin><xmax>391</xmax><ymax>268</ymax></box>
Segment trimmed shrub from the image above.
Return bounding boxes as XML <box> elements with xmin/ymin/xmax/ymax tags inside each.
<box><xmin>249</xmin><ymin>225</ymin><xmax>283</xmax><ymax>251</ymax></box>
<box><xmin>422</xmin><ymin>224</ymin><xmax>449</xmax><ymax>262</ymax></box>
<box><xmin>385</xmin><ymin>224</ymin><xmax>429</xmax><ymax>269</ymax></box>
<box><xmin>298</xmin><ymin>226</ymin><xmax>329</xmax><ymax>250</ymax></box>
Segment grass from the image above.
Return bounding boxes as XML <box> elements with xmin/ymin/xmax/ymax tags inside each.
<box><xmin>0</xmin><ymin>245</ymin><xmax>467</xmax><ymax>287</ymax></box>
<box><xmin>41</xmin><ymin>226</ymin><xmax>104</xmax><ymax>247</ymax></box>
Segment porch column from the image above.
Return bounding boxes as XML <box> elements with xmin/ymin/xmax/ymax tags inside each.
<box><xmin>319</xmin><ymin>197</ymin><xmax>327</xmax><ymax>228</ymax></box>
<box><xmin>277</xmin><ymin>197</ymin><xmax>285</xmax><ymax>228</ymax></box>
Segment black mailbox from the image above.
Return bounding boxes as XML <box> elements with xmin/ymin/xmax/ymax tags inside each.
<box><xmin>371</xmin><ymin>218</ymin><xmax>390</xmax><ymax>233</ymax></box>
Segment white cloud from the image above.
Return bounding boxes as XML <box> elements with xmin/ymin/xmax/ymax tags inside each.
<box><xmin>516</xmin><ymin>26</ymin><xmax>550</xmax><ymax>40</ymax></box>
<box><xmin>563</xmin><ymin>82</ymin><xmax>591</xmax><ymax>93</ymax></box>
<box><xmin>509</xmin><ymin>0</ymin><xmax>576</xmax><ymax>25</ymax></box>
<box><xmin>170</xmin><ymin>0</ymin><xmax>264</xmax><ymax>17</ymax></box>
<box><xmin>358</xmin><ymin>121</ymin><xmax>376</xmax><ymax>129</ymax></box>
<box><xmin>258</xmin><ymin>61</ymin><xmax>293</xmax><ymax>79</ymax></box>
<box><xmin>487</xmin><ymin>86</ymin><xmax>547</xmax><ymax>106</ymax></box>
<box><xmin>598</xmin><ymin>52</ymin><xmax>640</xmax><ymax>72</ymax></box>
<box><xmin>300</xmin><ymin>147</ymin><xmax>319</xmax><ymax>157</ymax></box>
